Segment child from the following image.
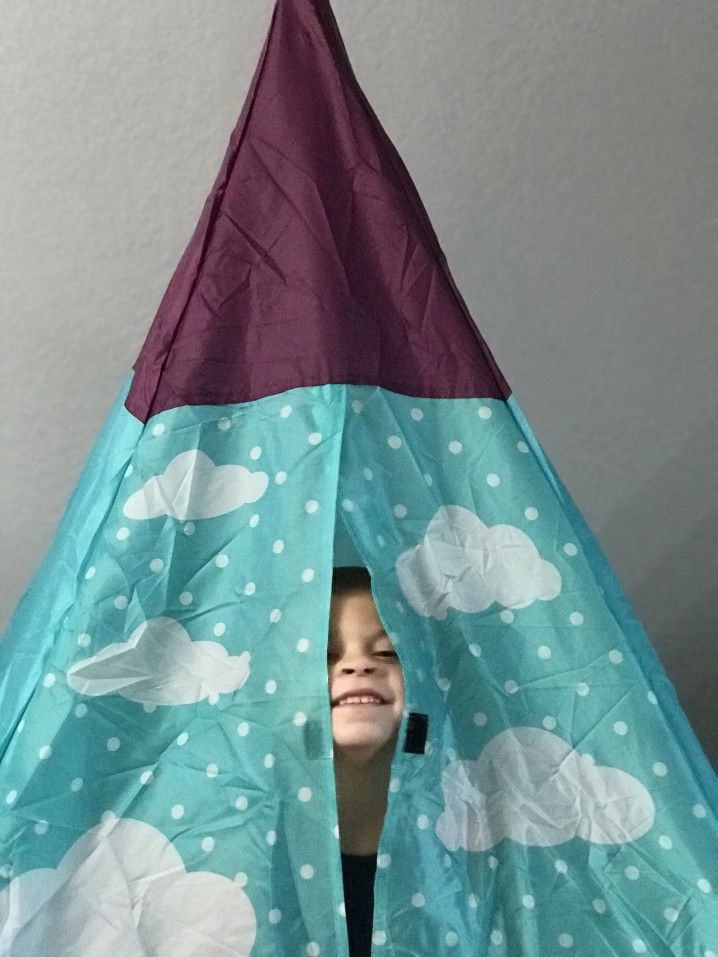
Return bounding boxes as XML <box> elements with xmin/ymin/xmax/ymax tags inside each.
<box><xmin>328</xmin><ymin>566</ymin><xmax>405</xmax><ymax>956</ymax></box>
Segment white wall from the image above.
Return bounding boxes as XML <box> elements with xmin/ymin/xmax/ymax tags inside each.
<box><xmin>1</xmin><ymin>0</ymin><xmax>716</xmax><ymax>759</ymax></box>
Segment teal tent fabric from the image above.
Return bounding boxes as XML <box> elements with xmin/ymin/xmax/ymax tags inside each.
<box><xmin>1</xmin><ymin>1</ymin><xmax>716</xmax><ymax>954</ymax></box>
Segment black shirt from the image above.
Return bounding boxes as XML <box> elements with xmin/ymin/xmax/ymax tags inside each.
<box><xmin>341</xmin><ymin>852</ymin><xmax>377</xmax><ymax>957</ymax></box>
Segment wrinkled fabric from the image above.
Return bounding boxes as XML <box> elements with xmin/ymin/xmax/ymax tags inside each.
<box><xmin>126</xmin><ymin>0</ymin><xmax>508</xmax><ymax>419</ymax></box>
<box><xmin>1</xmin><ymin>386</ymin><xmax>716</xmax><ymax>955</ymax></box>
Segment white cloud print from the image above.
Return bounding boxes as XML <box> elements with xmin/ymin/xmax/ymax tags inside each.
<box><xmin>396</xmin><ymin>505</ymin><xmax>561</xmax><ymax>619</ymax></box>
<box><xmin>436</xmin><ymin>727</ymin><xmax>655</xmax><ymax>852</ymax></box>
<box><xmin>123</xmin><ymin>450</ymin><xmax>268</xmax><ymax>521</ymax></box>
<box><xmin>0</xmin><ymin>816</ymin><xmax>256</xmax><ymax>957</ymax></box>
<box><xmin>67</xmin><ymin>617</ymin><xmax>250</xmax><ymax>706</ymax></box>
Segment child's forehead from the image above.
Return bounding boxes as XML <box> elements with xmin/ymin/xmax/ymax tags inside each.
<box><xmin>329</xmin><ymin>588</ymin><xmax>379</xmax><ymax>620</ymax></box>
<box><xmin>327</xmin><ymin>625</ymin><xmax>391</xmax><ymax>644</ymax></box>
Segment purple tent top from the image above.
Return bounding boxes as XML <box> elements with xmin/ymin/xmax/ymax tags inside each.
<box><xmin>126</xmin><ymin>0</ymin><xmax>510</xmax><ymax>422</ymax></box>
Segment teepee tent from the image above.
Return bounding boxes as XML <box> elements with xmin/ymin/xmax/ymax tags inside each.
<box><xmin>1</xmin><ymin>0</ymin><xmax>716</xmax><ymax>953</ymax></box>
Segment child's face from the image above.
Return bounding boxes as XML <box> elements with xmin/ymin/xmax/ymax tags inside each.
<box><xmin>328</xmin><ymin>589</ymin><xmax>405</xmax><ymax>762</ymax></box>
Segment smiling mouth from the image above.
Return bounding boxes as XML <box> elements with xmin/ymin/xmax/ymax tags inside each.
<box><xmin>334</xmin><ymin>696</ymin><xmax>387</xmax><ymax>708</ymax></box>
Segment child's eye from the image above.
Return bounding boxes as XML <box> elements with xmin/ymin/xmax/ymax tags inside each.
<box><xmin>376</xmin><ymin>650</ymin><xmax>399</xmax><ymax>658</ymax></box>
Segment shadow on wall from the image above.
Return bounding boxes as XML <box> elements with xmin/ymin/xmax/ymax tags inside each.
<box><xmin>600</xmin><ymin>419</ymin><xmax>718</xmax><ymax>766</ymax></box>
<box><xmin>632</xmin><ymin>523</ymin><xmax>717</xmax><ymax>766</ymax></box>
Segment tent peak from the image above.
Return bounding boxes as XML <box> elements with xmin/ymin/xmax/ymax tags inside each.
<box><xmin>126</xmin><ymin>0</ymin><xmax>509</xmax><ymax>421</ymax></box>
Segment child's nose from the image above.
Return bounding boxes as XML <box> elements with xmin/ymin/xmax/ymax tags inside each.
<box><xmin>339</xmin><ymin>657</ymin><xmax>376</xmax><ymax>674</ymax></box>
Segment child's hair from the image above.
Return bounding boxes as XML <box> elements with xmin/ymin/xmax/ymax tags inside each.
<box><xmin>331</xmin><ymin>565</ymin><xmax>372</xmax><ymax>597</ymax></box>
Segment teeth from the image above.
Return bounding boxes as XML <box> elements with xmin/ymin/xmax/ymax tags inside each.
<box><xmin>339</xmin><ymin>695</ymin><xmax>384</xmax><ymax>706</ymax></box>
